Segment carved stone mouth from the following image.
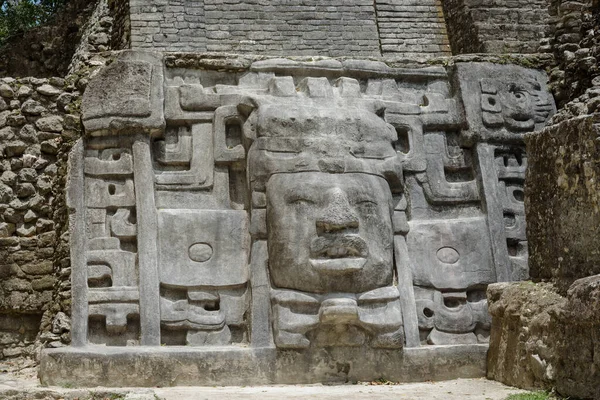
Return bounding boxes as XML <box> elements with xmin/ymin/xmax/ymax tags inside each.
<box><xmin>161</xmin><ymin>318</ymin><xmax>225</xmax><ymax>331</ymax></box>
<box><xmin>505</xmin><ymin>114</ymin><xmax>535</xmax><ymax>131</ymax></box>
<box><xmin>160</xmin><ymin>299</ymin><xmax>226</xmax><ymax>330</ymax></box>
<box><xmin>309</xmin><ymin>235</ymin><xmax>368</xmax><ymax>273</ymax></box>
<box><xmin>309</xmin><ymin>258</ymin><xmax>367</xmax><ymax>274</ymax></box>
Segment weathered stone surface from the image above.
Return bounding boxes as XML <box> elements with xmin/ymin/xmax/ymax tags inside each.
<box><xmin>81</xmin><ymin>51</ymin><xmax>164</xmax><ymax>136</ymax></box>
<box><xmin>487</xmin><ymin>282</ymin><xmax>564</xmax><ymax>389</ymax></box>
<box><xmin>128</xmin><ymin>0</ymin><xmax>450</xmax><ymax>58</ymax></box>
<box><xmin>42</xmin><ymin>50</ymin><xmax>557</xmax><ymax>386</ymax></box>
<box><xmin>40</xmin><ymin>345</ymin><xmax>489</xmax><ymax>386</ymax></box>
<box><xmin>35</xmin><ymin>116</ymin><xmax>63</xmax><ymax>133</ymax></box>
<box><xmin>0</xmin><ymin>61</ymin><xmax>93</xmax><ymax>364</ymax></box>
<box><xmin>0</xmin><ymin>84</ymin><xmax>14</xmax><ymax>99</ymax></box>
<box><xmin>526</xmin><ymin>115</ymin><xmax>600</xmax><ymax>292</ymax></box>
<box><xmin>20</xmin><ymin>100</ymin><xmax>45</xmax><ymax>116</ymax></box>
<box><xmin>36</xmin><ymin>84</ymin><xmax>61</xmax><ymax>97</ymax></box>
<box><xmin>442</xmin><ymin>0</ymin><xmax>550</xmax><ymax>55</ymax></box>
<box><xmin>487</xmin><ymin>279</ymin><xmax>600</xmax><ymax>399</ymax></box>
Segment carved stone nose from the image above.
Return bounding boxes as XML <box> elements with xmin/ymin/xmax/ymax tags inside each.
<box><xmin>316</xmin><ymin>188</ymin><xmax>359</xmax><ymax>233</ymax></box>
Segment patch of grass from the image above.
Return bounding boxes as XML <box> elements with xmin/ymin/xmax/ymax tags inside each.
<box><xmin>505</xmin><ymin>391</ymin><xmax>554</xmax><ymax>400</ymax></box>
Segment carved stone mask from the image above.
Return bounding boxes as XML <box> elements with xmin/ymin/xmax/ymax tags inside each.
<box><xmin>266</xmin><ymin>172</ymin><xmax>394</xmax><ymax>294</ymax></box>
<box><xmin>481</xmin><ymin>79</ymin><xmax>553</xmax><ymax>132</ymax></box>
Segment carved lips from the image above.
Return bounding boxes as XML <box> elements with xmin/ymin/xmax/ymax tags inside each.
<box><xmin>309</xmin><ymin>234</ymin><xmax>368</xmax><ymax>274</ymax></box>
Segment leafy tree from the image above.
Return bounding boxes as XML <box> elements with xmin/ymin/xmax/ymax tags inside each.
<box><xmin>0</xmin><ymin>0</ymin><xmax>67</xmax><ymax>44</ymax></box>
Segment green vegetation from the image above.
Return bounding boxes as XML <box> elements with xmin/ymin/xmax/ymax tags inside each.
<box><xmin>504</xmin><ymin>391</ymin><xmax>560</xmax><ymax>400</ymax></box>
<box><xmin>0</xmin><ymin>0</ymin><xmax>67</xmax><ymax>44</ymax></box>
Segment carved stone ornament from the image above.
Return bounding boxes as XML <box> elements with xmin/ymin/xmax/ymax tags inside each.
<box><xmin>39</xmin><ymin>52</ymin><xmax>555</xmax><ymax>387</ymax></box>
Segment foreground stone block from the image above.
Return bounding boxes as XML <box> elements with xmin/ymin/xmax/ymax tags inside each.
<box><xmin>526</xmin><ymin>115</ymin><xmax>600</xmax><ymax>292</ymax></box>
<box><xmin>487</xmin><ymin>278</ymin><xmax>600</xmax><ymax>399</ymax></box>
<box><xmin>40</xmin><ymin>52</ymin><xmax>555</xmax><ymax>386</ymax></box>
<box><xmin>39</xmin><ymin>345</ymin><xmax>488</xmax><ymax>387</ymax></box>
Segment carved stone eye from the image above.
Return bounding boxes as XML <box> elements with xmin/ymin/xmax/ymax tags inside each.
<box><xmin>436</xmin><ymin>247</ymin><xmax>460</xmax><ymax>264</ymax></box>
<box><xmin>189</xmin><ymin>243</ymin><xmax>213</xmax><ymax>262</ymax></box>
<box><xmin>290</xmin><ymin>198</ymin><xmax>315</xmax><ymax>206</ymax></box>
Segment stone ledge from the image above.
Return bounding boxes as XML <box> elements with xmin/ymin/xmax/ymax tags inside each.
<box><xmin>39</xmin><ymin>344</ymin><xmax>488</xmax><ymax>387</ymax></box>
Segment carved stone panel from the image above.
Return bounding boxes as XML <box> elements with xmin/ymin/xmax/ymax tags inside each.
<box><xmin>407</xmin><ymin>218</ymin><xmax>495</xmax><ymax>290</ymax></box>
<box><xmin>66</xmin><ymin>52</ymin><xmax>556</xmax><ymax>364</ymax></box>
<box><xmin>157</xmin><ymin>209</ymin><xmax>249</xmax><ymax>287</ymax></box>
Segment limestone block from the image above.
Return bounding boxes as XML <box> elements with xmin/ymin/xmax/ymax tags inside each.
<box><xmin>157</xmin><ymin>209</ymin><xmax>250</xmax><ymax>287</ymax></box>
<box><xmin>35</xmin><ymin>116</ymin><xmax>64</xmax><ymax>133</ymax></box>
<box><xmin>36</xmin><ymin>84</ymin><xmax>61</xmax><ymax>97</ymax></box>
<box><xmin>85</xmin><ymin>178</ymin><xmax>135</xmax><ymax>208</ymax></box>
<box><xmin>455</xmin><ymin>62</ymin><xmax>556</xmax><ymax>145</ymax></box>
<box><xmin>82</xmin><ymin>51</ymin><xmax>165</xmax><ymax>136</ymax></box>
<box><xmin>84</xmin><ymin>149</ymin><xmax>134</xmax><ymax>177</ymax></box>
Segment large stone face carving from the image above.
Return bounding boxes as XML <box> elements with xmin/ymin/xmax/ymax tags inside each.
<box><xmin>40</xmin><ymin>52</ymin><xmax>556</xmax><ymax>386</ymax></box>
<box><xmin>267</xmin><ymin>172</ymin><xmax>394</xmax><ymax>294</ymax></box>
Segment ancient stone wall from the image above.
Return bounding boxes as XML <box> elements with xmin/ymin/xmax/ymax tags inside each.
<box><xmin>442</xmin><ymin>0</ymin><xmax>551</xmax><ymax>54</ymax></box>
<box><xmin>109</xmin><ymin>0</ymin><xmax>131</xmax><ymax>50</ymax></box>
<box><xmin>31</xmin><ymin>44</ymin><xmax>558</xmax><ymax>386</ymax></box>
<box><xmin>0</xmin><ymin>0</ymin><xmax>98</xmax><ymax>78</ymax></box>
<box><xmin>486</xmin><ymin>3</ymin><xmax>600</xmax><ymax>398</ymax></box>
<box><xmin>374</xmin><ymin>0</ymin><xmax>450</xmax><ymax>57</ymax></box>
<box><xmin>0</xmin><ymin>0</ymin><xmax>122</xmax><ymax>367</ymax></box>
<box><xmin>547</xmin><ymin>0</ymin><xmax>599</xmax><ymax>106</ymax></box>
<box><xmin>488</xmin><ymin>276</ymin><xmax>600</xmax><ymax>399</ymax></box>
<box><xmin>129</xmin><ymin>0</ymin><xmax>451</xmax><ymax>57</ymax></box>
<box><xmin>0</xmin><ymin>76</ymin><xmax>79</xmax><ymax>362</ymax></box>
<box><xmin>526</xmin><ymin>116</ymin><xmax>600</xmax><ymax>289</ymax></box>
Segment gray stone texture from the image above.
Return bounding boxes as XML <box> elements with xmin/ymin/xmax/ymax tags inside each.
<box><xmin>39</xmin><ymin>345</ymin><xmax>489</xmax><ymax>386</ymax></box>
<box><xmin>108</xmin><ymin>0</ymin><xmax>131</xmax><ymax>50</ymax></box>
<box><xmin>442</xmin><ymin>0</ymin><xmax>551</xmax><ymax>54</ymax></box>
<box><xmin>37</xmin><ymin>51</ymin><xmax>556</xmax><ymax>386</ymax></box>
<box><xmin>546</xmin><ymin>0</ymin><xmax>599</xmax><ymax>107</ymax></box>
<box><xmin>526</xmin><ymin>115</ymin><xmax>600</xmax><ymax>291</ymax></box>
<box><xmin>487</xmin><ymin>280</ymin><xmax>600</xmax><ymax>399</ymax></box>
<box><xmin>486</xmin><ymin>5</ymin><xmax>600</xmax><ymax>398</ymax></box>
<box><xmin>129</xmin><ymin>0</ymin><xmax>451</xmax><ymax>58</ymax></box>
<box><xmin>0</xmin><ymin>0</ymin><xmax>99</xmax><ymax>78</ymax></box>
<box><xmin>0</xmin><ymin>0</ymin><xmax>120</xmax><ymax>361</ymax></box>
<box><xmin>0</xmin><ymin>76</ymin><xmax>81</xmax><ymax>360</ymax></box>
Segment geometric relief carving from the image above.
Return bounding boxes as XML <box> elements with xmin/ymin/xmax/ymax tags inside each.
<box><xmin>84</xmin><ymin>148</ymin><xmax>133</xmax><ymax>176</ymax></box>
<box><xmin>153</xmin><ymin>123</ymin><xmax>214</xmax><ymax>189</ymax></box>
<box><xmin>455</xmin><ymin>63</ymin><xmax>556</xmax><ymax>144</ymax></box>
<box><xmin>494</xmin><ymin>149</ymin><xmax>529</xmax><ymax>280</ymax></box>
<box><xmin>480</xmin><ymin>79</ymin><xmax>554</xmax><ymax>133</ymax></box>
<box><xmin>68</xmin><ymin>54</ymin><xmax>557</xmax><ymax>357</ymax></box>
<box><xmin>88</xmin><ymin>303</ymin><xmax>140</xmax><ymax>334</ymax></box>
<box><xmin>414</xmin><ymin>287</ymin><xmax>491</xmax><ymax>345</ymax></box>
<box><xmin>87</xmin><ymin>250</ymin><xmax>137</xmax><ymax>287</ymax></box>
<box><xmin>406</xmin><ymin>218</ymin><xmax>495</xmax><ymax>290</ymax></box>
<box><xmin>85</xmin><ymin>178</ymin><xmax>135</xmax><ymax>208</ymax></box>
<box><xmin>160</xmin><ymin>286</ymin><xmax>249</xmax><ymax>345</ymax></box>
<box><xmin>422</xmin><ymin>133</ymin><xmax>479</xmax><ymax>204</ymax></box>
<box><xmin>157</xmin><ymin>210</ymin><xmax>249</xmax><ymax>287</ymax></box>
<box><xmin>157</xmin><ymin>209</ymin><xmax>250</xmax><ymax>346</ymax></box>
<box><xmin>385</xmin><ymin>114</ymin><xmax>426</xmax><ymax>172</ymax></box>
<box><xmin>271</xmin><ymin>287</ymin><xmax>403</xmax><ymax>349</ymax></box>
<box><xmin>110</xmin><ymin>209</ymin><xmax>137</xmax><ymax>239</ymax></box>
<box><xmin>83</xmin><ymin>145</ymin><xmax>140</xmax><ymax>344</ymax></box>
<box><xmin>214</xmin><ymin>105</ymin><xmax>246</xmax><ymax>165</ymax></box>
